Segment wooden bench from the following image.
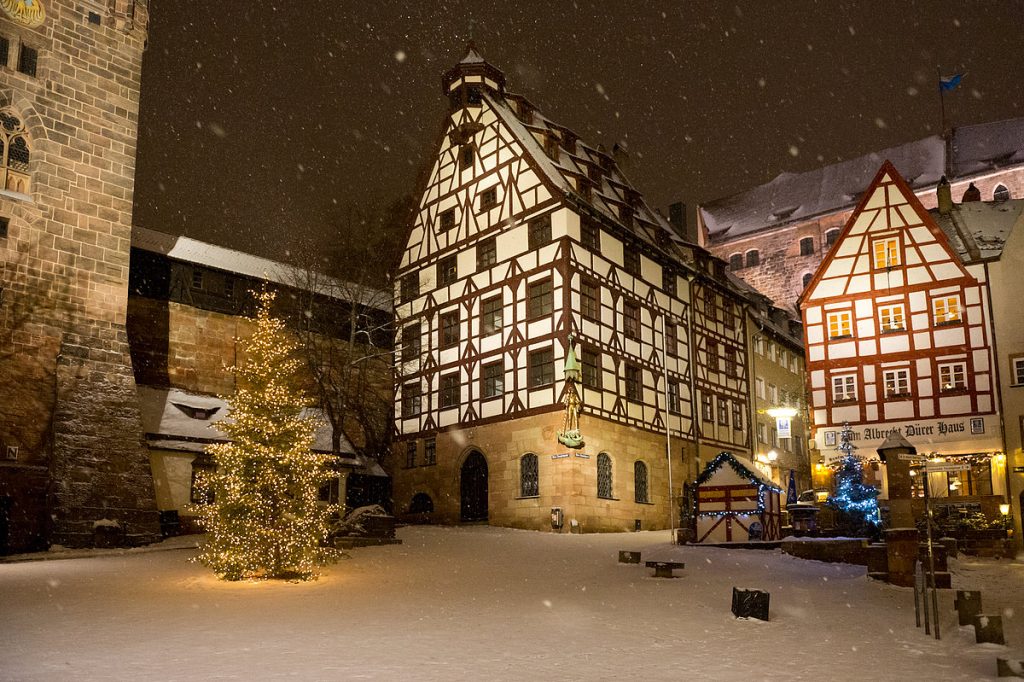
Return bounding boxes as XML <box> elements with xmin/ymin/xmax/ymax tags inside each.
<box><xmin>645</xmin><ymin>560</ymin><xmax>684</xmax><ymax>578</ymax></box>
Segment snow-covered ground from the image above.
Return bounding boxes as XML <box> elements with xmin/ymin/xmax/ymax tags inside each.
<box><xmin>2</xmin><ymin>526</ymin><xmax>1022</xmax><ymax>681</ymax></box>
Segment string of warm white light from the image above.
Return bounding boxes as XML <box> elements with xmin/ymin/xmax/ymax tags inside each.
<box><xmin>192</xmin><ymin>289</ymin><xmax>337</xmax><ymax>581</ymax></box>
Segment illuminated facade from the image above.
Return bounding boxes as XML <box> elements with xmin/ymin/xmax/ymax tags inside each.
<box><xmin>800</xmin><ymin>161</ymin><xmax>1017</xmax><ymax>520</ymax></box>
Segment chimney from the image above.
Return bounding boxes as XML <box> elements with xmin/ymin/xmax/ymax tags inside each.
<box><xmin>937</xmin><ymin>176</ymin><xmax>953</xmax><ymax>215</ymax></box>
<box><xmin>961</xmin><ymin>182</ymin><xmax>981</xmax><ymax>203</ymax></box>
<box><xmin>669</xmin><ymin>201</ymin><xmax>697</xmax><ymax>244</ymax></box>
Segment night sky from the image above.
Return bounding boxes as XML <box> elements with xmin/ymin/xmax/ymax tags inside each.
<box><xmin>133</xmin><ymin>1</ymin><xmax>1023</xmax><ymax>263</ymax></box>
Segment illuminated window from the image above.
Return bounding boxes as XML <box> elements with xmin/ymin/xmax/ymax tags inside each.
<box><xmin>873</xmin><ymin>238</ymin><xmax>900</xmax><ymax>268</ymax></box>
<box><xmin>581</xmin><ymin>278</ymin><xmax>600</xmax><ymax>320</ymax></box>
<box><xmin>757</xmin><ymin>422</ymin><xmax>766</xmax><ymax>443</ymax></box>
<box><xmin>481</xmin><ymin>361</ymin><xmax>503</xmax><ymax>398</ymax></box>
<box><xmin>879</xmin><ymin>304</ymin><xmax>905</xmax><ymax>332</ymax></box>
<box><xmin>827</xmin><ymin>311</ymin><xmax>853</xmax><ymax>339</ymax></box>
<box><xmin>597</xmin><ymin>453</ymin><xmax>613</xmax><ymax>499</ymax></box>
<box><xmin>0</xmin><ymin>109</ymin><xmax>30</xmax><ymax>195</ymax></box>
<box><xmin>939</xmin><ymin>362</ymin><xmax>967</xmax><ymax>392</ymax></box>
<box><xmin>883</xmin><ymin>368</ymin><xmax>911</xmax><ymax>398</ymax></box>
<box><xmin>832</xmin><ymin>374</ymin><xmax>857</xmax><ymax>402</ymax></box>
<box><xmin>933</xmin><ymin>296</ymin><xmax>961</xmax><ymax>325</ymax></box>
<box><xmin>481</xmin><ymin>295</ymin><xmax>502</xmax><ymax>335</ymax></box>
<box><xmin>520</xmin><ymin>454</ymin><xmax>539</xmax><ymax>497</ymax></box>
<box><xmin>634</xmin><ymin>461</ymin><xmax>649</xmax><ymax>503</ymax></box>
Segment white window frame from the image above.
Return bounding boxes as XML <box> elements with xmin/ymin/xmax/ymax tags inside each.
<box><xmin>933</xmin><ymin>296</ymin><xmax>961</xmax><ymax>325</ymax></box>
<box><xmin>755</xmin><ymin>377</ymin><xmax>765</xmax><ymax>399</ymax></box>
<box><xmin>883</xmin><ymin>368</ymin><xmax>911</xmax><ymax>398</ymax></box>
<box><xmin>879</xmin><ymin>304</ymin><xmax>905</xmax><ymax>332</ymax></box>
<box><xmin>832</xmin><ymin>374</ymin><xmax>857</xmax><ymax>402</ymax></box>
<box><xmin>1011</xmin><ymin>357</ymin><xmax>1024</xmax><ymax>386</ymax></box>
<box><xmin>827</xmin><ymin>311</ymin><xmax>853</xmax><ymax>339</ymax></box>
<box><xmin>938</xmin><ymin>362</ymin><xmax>967</xmax><ymax>392</ymax></box>
<box><xmin>873</xmin><ymin>237</ymin><xmax>900</xmax><ymax>269</ymax></box>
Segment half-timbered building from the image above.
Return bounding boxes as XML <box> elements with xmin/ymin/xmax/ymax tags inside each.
<box><xmin>393</xmin><ymin>45</ymin><xmax>752</xmax><ymax>532</ymax></box>
<box><xmin>800</xmin><ymin>161</ymin><xmax>1011</xmax><ymax>519</ymax></box>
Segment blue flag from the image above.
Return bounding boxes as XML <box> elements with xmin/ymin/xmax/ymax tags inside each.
<box><xmin>786</xmin><ymin>469</ymin><xmax>798</xmax><ymax>507</ymax></box>
<box><xmin>939</xmin><ymin>73</ymin><xmax>964</xmax><ymax>92</ymax></box>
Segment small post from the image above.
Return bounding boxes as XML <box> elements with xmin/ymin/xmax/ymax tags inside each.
<box><xmin>913</xmin><ymin>571</ymin><xmax>922</xmax><ymax>628</ymax></box>
<box><xmin>924</xmin><ymin>471</ymin><xmax>940</xmax><ymax>640</ymax></box>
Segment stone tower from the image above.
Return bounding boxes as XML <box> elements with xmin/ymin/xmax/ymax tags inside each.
<box><xmin>0</xmin><ymin>0</ymin><xmax>158</xmax><ymax>552</ymax></box>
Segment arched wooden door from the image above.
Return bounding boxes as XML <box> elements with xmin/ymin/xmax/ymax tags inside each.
<box><xmin>460</xmin><ymin>451</ymin><xmax>488</xmax><ymax>522</ymax></box>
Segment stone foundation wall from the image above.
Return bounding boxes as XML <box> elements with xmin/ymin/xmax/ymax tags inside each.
<box><xmin>394</xmin><ymin>411</ymin><xmax>696</xmax><ymax>533</ymax></box>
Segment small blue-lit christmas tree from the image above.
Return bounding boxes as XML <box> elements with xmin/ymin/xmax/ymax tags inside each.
<box><xmin>825</xmin><ymin>422</ymin><xmax>881</xmax><ymax>537</ymax></box>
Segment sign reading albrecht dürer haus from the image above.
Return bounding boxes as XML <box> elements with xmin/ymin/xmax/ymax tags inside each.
<box><xmin>392</xmin><ymin>45</ymin><xmax>756</xmax><ymax>532</ymax></box>
<box><xmin>0</xmin><ymin>1</ymin><xmax>160</xmax><ymax>551</ymax></box>
<box><xmin>800</xmin><ymin>162</ymin><xmax>1021</xmax><ymax>514</ymax></box>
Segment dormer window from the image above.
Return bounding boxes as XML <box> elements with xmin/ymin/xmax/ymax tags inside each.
<box><xmin>517</xmin><ymin>100</ymin><xmax>533</xmax><ymax>124</ymax></box>
<box><xmin>544</xmin><ymin>134</ymin><xmax>560</xmax><ymax>162</ymax></box>
<box><xmin>561</xmin><ymin>132</ymin><xmax>577</xmax><ymax>155</ymax></box>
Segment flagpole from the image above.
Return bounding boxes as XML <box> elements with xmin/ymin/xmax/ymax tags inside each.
<box><xmin>937</xmin><ymin>66</ymin><xmax>947</xmax><ymax>140</ymax></box>
<box><xmin>662</xmin><ymin>314</ymin><xmax>675</xmax><ymax>541</ymax></box>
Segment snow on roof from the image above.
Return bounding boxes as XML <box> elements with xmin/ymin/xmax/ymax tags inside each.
<box><xmin>697</xmin><ymin>451</ymin><xmax>782</xmax><ymax>491</ymax></box>
<box><xmin>931</xmin><ymin>198</ymin><xmax>1024</xmax><ymax>262</ymax></box>
<box><xmin>132</xmin><ymin>226</ymin><xmax>392</xmax><ymax>313</ymax></box>
<box><xmin>702</xmin><ymin>136</ymin><xmax>945</xmax><ymax>241</ymax></box>
<box><xmin>136</xmin><ymin>385</ymin><xmax>379</xmax><ymax>472</ymax></box>
<box><xmin>951</xmin><ymin>117</ymin><xmax>1024</xmax><ymax>177</ymax></box>
<box><xmin>702</xmin><ymin>118</ymin><xmax>1024</xmax><ymax>243</ymax></box>
<box><xmin>486</xmin><ymin>90</ymin><xmax>693</xmax><ymax>262</ymax></box>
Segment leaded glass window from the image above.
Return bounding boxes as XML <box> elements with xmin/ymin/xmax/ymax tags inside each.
<box><xmin>597</xmin><ymin>453</ymin><xmax>613</xmax><ymax>499</ymax></box>
<box><xmin>520</xmin><ymin>453</ymin><xmax>539</xmax><ymax>497</ymax></box>
<box><xmin>0</xmin><ymin>108</ymin><xmax>31</xmax><ymax>195</ymax></box>
<box><xmin>634</xmin><ymin>461</ymin><xmax>649</xmax><ymax>503</ymax></box>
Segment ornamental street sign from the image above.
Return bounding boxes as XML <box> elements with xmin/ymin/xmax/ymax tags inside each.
<box><xmin>925</xmin><ymin>463</ymin><xmax>971</xmax><ymax>473</ymax></box>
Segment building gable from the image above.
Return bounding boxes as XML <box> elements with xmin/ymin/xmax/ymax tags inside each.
<box><xmin>801</xmin><ymin>161</ymin><xmax>975</xmax><ymax>306</ymax></box>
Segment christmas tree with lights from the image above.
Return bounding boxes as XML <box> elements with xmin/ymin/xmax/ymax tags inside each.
<box><xmin>825</xmin><ymin>422</ymin><xmax>882</xmax><ymax>537</ymax></box>
<box><xmin>195</xmin><ymin>289</ymin><xmax>336</xmax><ymax>580</ymax></box>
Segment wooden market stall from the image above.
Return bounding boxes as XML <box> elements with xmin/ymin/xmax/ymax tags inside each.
<box><xmin>695</xmin><ymin>452</ymin><xmax>783</xmax><ymax>543</ymax></box>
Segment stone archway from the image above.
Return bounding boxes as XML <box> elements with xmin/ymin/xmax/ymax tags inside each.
<box><xmin>460</xmin><ymin>450</ymin><xmax>488</xmax><ymax>522</ymax></box>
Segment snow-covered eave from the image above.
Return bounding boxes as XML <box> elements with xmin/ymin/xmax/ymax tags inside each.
<box><xmin>132</xmin><ymin>225</ymin><xmax>392</xmax><ymax>313</ymax></box>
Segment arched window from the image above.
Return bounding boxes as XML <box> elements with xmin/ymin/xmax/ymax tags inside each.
<box><xmin>0</xmin><ymin>109</ymin><xmax>30</xmax><ymax>195</ymax></box>
<box><xmin>634</xmin><ymin>461</ymin><xmax>649</xmax><ymax>503</ymax></box>
<box><xmin>745</xmin><ymin>250</ymin><xmax>760</xmax><ymax>267</ymax></box>
<box><xmin>520</xmin><ymin>453</ymin><xmax>539</xmax><ymax>497</ymax></box>
<box><xmin>597</xmin><ymin>453</ymin><xmax>613</xmax><ymax>499</ymax></box>
<box><xmin>802</xmin><ymin>272</ymin><xmax>814</xmax><ymax>289</ymax></box>
<box><xmin>825</xmin><ymin>229</ymin><xmax>840</xmax><ymax>247</ymax></box>
<box><xmin>728</xmin><ymin>253</ymin><xmax>743</xmax><ymax>270</ymax></box>
<box><xmin>799</xmin><ymin>237</ymin><xmax>814</xmax><ymax>256</ymax></box>
<box><xmin>994</xmin><ymin>184</ymin><xmax>1011</xmax><ymax>201</ymax></box>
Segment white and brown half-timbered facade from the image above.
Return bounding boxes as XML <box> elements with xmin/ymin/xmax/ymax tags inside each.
<box><xmin>800</xmin><ymin>162</ymin><xmax>1009</xmax><ymax>513</ymax></box>
<box><xmin>393</xmin><ymin>46</ymin><xmax>752</xmax><ymax>532</ymax></box>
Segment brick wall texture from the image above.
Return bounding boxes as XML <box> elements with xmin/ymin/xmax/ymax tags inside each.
<box><xmin>0</xmin><ymin>1</ymin><xmax>159</xmax><ymax>551</ymax></box>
